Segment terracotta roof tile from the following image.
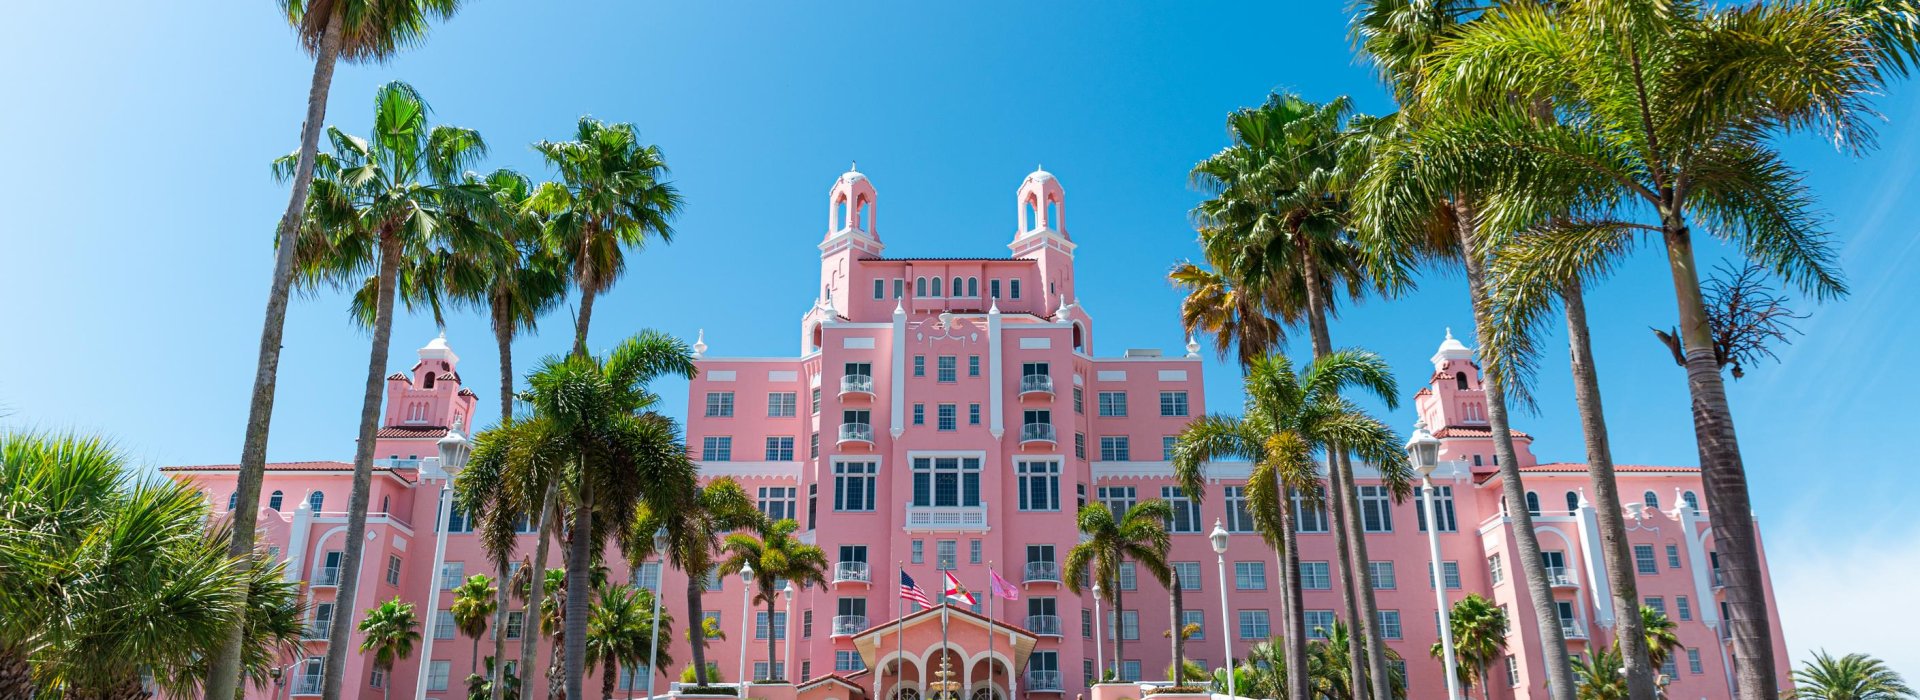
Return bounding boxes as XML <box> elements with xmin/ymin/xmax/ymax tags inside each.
<box><xmin>376</xmin><ymin>425</ymin><xmax>450</xmax><ymax>439</ymax></box>
<box><xmin>1523</xmin><ymin>462</ymin><xmax>1698</xmax><ymax>473</ymax></box>
<box><xmin>1434</xmin><ymin>425</ymin><xmax>1531</xmax><ymax>439</ymax></box>
<box><xmin>387</xmin><ymin>373</ymin><xmax>408</xmax><ymax>381</ymax></box>
<box><xmin>161</xmin><ymin>460</ymin><xmax>355</xmax><ymax>472</ymax></box>
<box><xmin>457</xmin><ymin>388</ymin><xmax>476</xmax><ymax>397</ymax></box>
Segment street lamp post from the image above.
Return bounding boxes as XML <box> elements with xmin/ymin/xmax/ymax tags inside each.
<box><xmin>1409</xmin><ymin>422</ymin><xmax>1461</xmax><ymax>700</ymax></box>
<box><xmin>738</xmin><ymin>563</ymin><xmax>755</xmax><ymax>689</ymax></box>
<box><xmin>1209</xmin><ymin>520</ymin><xmax>1235</xmax><ymax>700</ymax></box>
<box><xmin>1091</xmin><ymin>581</ymin><xmax>1104</xmax><ymax>683</ymax></box>
<box><xmin>417</xmin><ymin>420</ymin><xmax>471</xmax><ymax>700</ymax></box>
<box><xmin>781</xmin><ymin>582</ymin><xmax>796</xmax><ymax>682</ymax></box>
<box><xmin>647</xmin><ymin>526</ymin><xmax>669</xmax><ymax>699</ymax></box>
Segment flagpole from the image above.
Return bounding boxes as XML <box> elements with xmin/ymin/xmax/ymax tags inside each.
<box><xmin>897</xmin><ymin>562</ymin><xmax>906</xmax><ymax>700</ymax></box>
<box><xmin>987</xmin><ymin>562</ymin><xmax>995</xmax><ymax>700</ymax></box>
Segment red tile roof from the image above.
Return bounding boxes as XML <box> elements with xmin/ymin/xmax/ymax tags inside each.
<box><xmin>1524</xmin><ymin>462</ymin><xmax>1699</xmax><ymax>473</ymax></box>
<box><xmin>457</xmin><ymin>388</ymin><xmax>476</xmax><ymax>397</ymax></box>
<box><xmin>376</xmin><ymin>425</ymin><xmax>451</xmax><ymax>439</ymax></box>
<box><xmin>387</xmin><ymin>372</ymin><xmax>408</xmax><ymax>381</ymax></box>
<box><xmin>161</xmin><ymin>460</ymin><xmax>355</xmax><ymax>472</ymax></box>
<box><xmin>1435</xmin><ymin>425</ymin><xmax>1531</xmax><ymax>439</ymax></box>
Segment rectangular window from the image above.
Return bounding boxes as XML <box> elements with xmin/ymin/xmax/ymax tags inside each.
<box><xmin>1238</xmin><ymin>610</ymin><xmax>1270</xmax><ymax>640</ymax></box>
<box><xmin>758</xmin><ymin>486</ymin><xmax>796</xmax><ymax>522</ymax></box>
<box><xmin>1234</xmin><ymin>561</ymin><xmax>1267</xmax><ymax>590</ymax></box>
<box><xmin>1376</xmin><ymin>610</ymin><xmax>1403</xmax><ymax>640</ymax></box>
<box><xmin>937</xmin><ymin>356</ymin><xmax>957</xmax><ymax>382</ymax></box>
<box><xmin>1162</xmin><ymin>436</ymin><xmax>1177</xmax><ymax>460</ymax></box>
<box><xmin>1667</xmin><ymin>543</ymin><xmax>1683</xmax><ymax>569</ymax></box>
<box><xmin>371</xmin><ymin>668</ymin><xmax>387</xmax><ymax>690</ymax></box>
<box><xmin>504</xmin><ymin>611</ymin><xmax>524</xmax><ymax>639</ymax></box>
<box><xmin>427</xmin><ymin>660</ymin><xmax>450</xmax><ymax>691</ymax></box>
<box><xmin>1097</xmin><ymin>486</ymin><xmax>1136</xmax><ymax>515</ymax></box>
<box><xmin>701</xmin><ymin>436</ymin><xmax>733</xmax><ymax>462</ymax></box>
<box><xmin>1305</xmin><ymin>610</ymin><xmax>1336</xmax><ymax>639</ymax></box>
<box><xmin>1182</xmin><ymin>609</ymin><xmax>1206</xmax><ymax>640</ymax></box>
<box><xmin>446</xmin><ymin>504</ymin><xmax>472</xmax><ymax>533</ymax></box>
<box><xmin>1224</xmin><ymin>487</ymin><xmax>1256</xmax><ymax>533</ymax></box>
<box><xmin>911</xmin><ymin>540</ymin><xmax>924</xmax><ymax>565</ymax></box>
<box><xmin>894</xmin><ymin>279</ymin><xmax>904</xmax><ymax>299</ymax></box>
<box><xmin>768</xmin><ymin>392</ymin><xmax>797</xmax><ymax>417</ymax></box>
<box><xmin>1645</xmin><ymin>596</ymin><xmax>1667</xmax><ymax>617</ymax></box>
<box><xmin>910</xmin><ymin>456</ymin><xmax>982</xmax><ymax>507</ymax></box>
<box><xmin>1159</xmin><ymin>391</ymin><xmax>1189</xmax><ymax>417</ymax></box>
<box><xmin>1300</xmin><ymin>561</ymin><xmax>1331</xmax><ymax>590</ymax></box>
<box><xmin>810</xmin><ymin>433</ymin><xmax>819</xmax><ymax>459</ymax></box>
<box><xmin>1489</xmin><ymin>554</ymin><xmax>1505</xmax><ymax>585</ymax></box>
<box><xmin>755</xmin><ymin>612</ymin><xmax>788</xmax><ymax>640</ymax></box>
<box><xmin>937</xmin><ymin>403</ymin><xmax>957</xmax><ymax>431</ymax></box>
<box><xmin>969</xmin><ymin>403</ymin><xmax>981</xmax><ymax>425</ymax></box>
<box><xmin>439</xmin><ymin>561</ymin><xmax>464</xmax><ymax>590</ymax></box>
<box><xmin>764</xmin><ymin>436</ymin><xmax>795</xmax><ymax>461</ymax></box>
<box><xmin>385</xmin><ymin>555</ymin><xmax>402</xmax><ymax>586</ymax></box>
<box><xmin>936</xmin><ymin>540</ymin><xmax>958</xmax><ymax>570</ymax></box>
<box><xmin>1074</xmin><ymin>432</ymin><xmax>1086</xmax><ymax>459</ymax></box>
<box><xmin>1687</xmin><ymin>648</ymin><xmax>1703</xmax><ymax>674</ymax></box>
<box><xmin>913</xmin><ymin>403</ymin><xmax>925</xmax><ymax>426</ymax></box>
<box><xmin>1099</xmin><ymin>436</ymin><xmax>1130</xmax><ymax>461</ymax></box>
<box><xmin>970</xmin><ymin>539</ymin><xmax>983</xmax><ymax>565</ymax></box>
<box><xmin>836</xmin><ymin>650</ymin><xmax>866</xmax><ymax>673</ymax></box>
<box><xmin>434</xmin><ymin>610</ymin><xmax>456</xmax><ymax>639</ymax></box>
<box><xmin>1114</xmin><ymin>610</ymin><xmax>1140</xmax><ymax>640</ymax></box>
<box><xmin>634</xmin><ymin>562</ymin><xmax>661</xmax><ymax>591</ymax></box>
<box><xmin>913</xmin><ymin>356</ymin><xmax>925</xmax><ymax>377</ymax></box>
<box><xmin>1074</xmin><ymin>386</ymin><xmax>1085</xmax><ymax>414</ymax></box>
<box><xmin>705</xmin><ymin>392</ymin><xmax>735</xmax><ymax>417</ymax></box>
<box><xmin>1370</xmin><ymin>561</ymin><xmax>1396</xmax><ymax>589</ymax></box>
<box><xmin>1097</xmin><ymin>391</ymin><xmax>1127</xmax><ymax>417</ymax></box>
<box><xmin>874</xmin><ymin>278</ymin><xmax>886</xmax><ymax>299</ymax></box>
<box><xmin>1172</xmin><ymin>561</ymin><xmax>1202</xmax><ymax>590</ymax></box>
<box><xmin>1011</xmin><ymin>279</ymin><xmax>1022</xmax><ymax>299</ymax></box>
<box><xmin>1506</xmin><ymin>656</ymin><xmax>1520</xmax><ymax>686</ymax></box>
<box><xmin>1017</xmin><ymin>461</ymin><xmax>1062</xmax><ymax>511</ymax></box>
<box><xmin>1117</xmin><ymin>562</ymin><xmax>1137</xmax><ymax>591</ymax></box>
<box><xmin>1634</xmin><ymin>544</ymin><xmax>1659</xmax><ymax>575</ymax></box>
<box><xmin>1161</xmin><ymin>486</ymin><xmax>1202</xmax><ymax>533</ymax></box>
<box><xmin>833</xmin><ymin>461</ymin><xmax>878</xmax><ymax>511</ymax></box>
<box><xmin>1429</xmin><ymin>561</ymin><xmax>1461</xmax><ymax>589</ymax></box>
<box><xmin>751</xmin><ymin>662</ymin><xmax>786</xmax><ymax>682</ymax></box>
<box><xmin>1359</xmin><ymin>485</ymin><xmax>1394</xmax><ymax>532</ymax></box>
<box><xmin>1416</xmin><ymin>485</ymin><xmax>1459</xmax><ymax>532</ymax></box>
<box><xmin>1120</xmin><ymin>660</ymin><xmax>1141</xmax><ymax>682</ymax></box>
<box><xmin>1677</xmin><ymin>595</ymin><xmax>1693</xmax><ymax>621</ymax></box>
<box><xmin>1661</xmin><ymin>656</ymin><xmax>1679</xmax><ymax>679</ymax></box>
<box><xmin>812</xmin><ymin>388</ymin><xmax>821</xmax><ymax>415</ymax></box>
<box><xmin>309</xmin><ymin>603</ymin><xmax>334</xmax><ymax>640</ymax></box>
<box><xmin>969</xmin><ymin>355</ymin><xmax>981</xmax><ymax>376</ymax></box>
<box><xmin>1293</xmin><ymin>489</ymin><xmax>1329</xmax><ymax>533</ymax></box>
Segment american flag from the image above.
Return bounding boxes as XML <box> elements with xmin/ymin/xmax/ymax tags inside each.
<box><xmin>899</xmin><ymin>571</ymin><xmax>933</xmax><ymax>607</ymax></box>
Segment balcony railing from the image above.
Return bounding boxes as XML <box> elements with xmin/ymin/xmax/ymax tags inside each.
<box><xmin>840</xmin><ymin>374</ymin><xmax>875</xmax><ymax>397</ymax></box>
<box><xmin>1545</xmin><ymin>566</ymin><xmax>1577</xmax><ymax>588</ymax></box>
<box><xmin>1026</xmin><ymin>671</ymin><xmax>1063</xmax><ymax>691</ymax></box>
<box><xmin>834</xmin><ymin>561</ymin><xmax>872</xmax><ymax>585</ymax></box>
<box><xmin>1020</xmin><ymin>423</ymin><xmax>1056</xmax><ymax>445</ymax></box>
<box><xmin>1024</xmin><ymin>561</ymin><xmax>1061</xmax><ymax>584</ymax></box>
<box><xmin>1025</xmin><ymin>615</ymin><xmax>1062</xmax><ymax>637</ymax></box>
<box><xmin>1020</xmin><ymin>375</ymin><xmax>1055</xmax><ymax>397</ymax></box>
<box><xmin>295</xmin><ymin>678</ymin><xmax>323</xmax><ymax>696</ymax></box>
<box><xmin>1712</xmin><ymin>569</ymin><xmax>1725</xmax><ymax>589</ymax></box>
<box><xmin>313</xmin><ymin>566</ymin><xmax>341</xmax><ymax>587</ymax></box>
<box><xmin>304</xmin><ymin>624</ymin><xmax>331</xmax><ymax>641</ymax></box>
<box><xmin>832</xmin><ymin>615</ymin><xmax>869</xmax><ymax>637</ymax></box>
<box><xmin>1561</xmin><ymin>620</ymin><xmax>1589</xmax><ymax>640</ymax></box>
<box><xmin>838</xmin><ymin>423</ymin><xmax>874</xmax><ymax>445</ymax></box>
<box><xmin>905</xmin><ymin>503</ymin><xmax>990</xmax><ymax>531</ymax></box>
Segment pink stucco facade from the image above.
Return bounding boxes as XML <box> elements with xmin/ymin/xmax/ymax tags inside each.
<box><xmin>167</xmin><ymin>168</ymin><xmax>1787</xmax><ymax>700</ymax></box>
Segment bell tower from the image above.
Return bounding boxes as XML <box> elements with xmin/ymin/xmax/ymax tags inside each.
<box><xmin>1010</xmin><ymin>167</ymin><xmax>1077</xmax><ymax>312</ymax></box>
<box><xmin>819</xmin><ymin>164</ymin><xmax>883</xmax><ymax>318</ymax></box>
<box><xmin>1418</xmin><ymin>328</ymin><xmax>1490</xmax><ymax>430</ymax></box>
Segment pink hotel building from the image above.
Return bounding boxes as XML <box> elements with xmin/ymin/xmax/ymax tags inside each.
<box><xmin>167</xmin><ymin>167</ymin><xmax>1788</xmax><ymax>700</ymax></box>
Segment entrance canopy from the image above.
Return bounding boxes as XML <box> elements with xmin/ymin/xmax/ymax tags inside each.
<box><xmin>851</xmin><ymin>604</ymin><xmax>1040</xmax><ymax>700</ymax></box>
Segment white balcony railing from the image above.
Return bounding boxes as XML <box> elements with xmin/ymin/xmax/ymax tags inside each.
<box><xmin>295</xmin><ymin>678</ymin><xmax>323</xmax><ymax>696</ymax></box>
<box><xmin>838</xmin><ymin>423</ymin><xmax>874</xmax><ymax>445</ymax></box>
<box><xmin>313</xmin><ymin>566</ymin><xmax>341</xmax><ymax>587</ymax></box>
<box><xmin>1026</xmin><ymin>671</ymin><xmax>1063</xmax><ymax>691</ymax></box>
<box><xmin>840</xmin><ymin>374</ymin><xmax>874</xmax><ymax>396</ymax></box>
<box><xmin>1026</xmin><ymin>615</ymin><xmax>1062</xmax><ymax>636</ymax></box>
<box><xmin>834</xmin><ymin>561</ymin><xmax>871</xmax><ymax>585</ymax></box>
<box><xmin>1020</xmin><ymin>423</ymin><xmax>1056</xmax><ymax>444</ymax></box>
<box><xmin>904</xmin><ymin>503</ymin><xmax>990</xmax><ymax>531</ymax></box>
<box><xmin>304</xmin><ymin>624</ymin><xmax>331</xmax><ymax>641</ymax></box>
<box><xmin>832</xmin><ymin>615</ymin><xmax>869</xmax><ymax>637</ymax></box>
<box><xmin>1024</xmin><ymin>561</ymin><xmax>1061</xmax><ymax>583</ymax></box>
<box><xmin>1561</xmin><ymin>620</ymin><xmax>1589</xmax><ymax>639</ymax></box>
<box><xmin>1020</xmin><ymin>375</ymin><xmax>1055</xmax><ymax>396</ymax></box>
<box><xmin>1545</xmin><ymin>566</ymin><xmax>1577</xmax><ymax>587</ymax></box>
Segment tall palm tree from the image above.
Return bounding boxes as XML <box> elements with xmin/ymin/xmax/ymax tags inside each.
<box><xmin>283</xmin><ymin>80</ymin><xmax>489</xmax><ymax>700</ymax></box>
<box><xmin>1168</xmin><ymin>257</ymin><xmax>1288</xmax><ymax>370</ymax></box>
<box><xmin>1791</xmin><ymin>651</ymin><xmax>1917</xmax><ymax>700</ymax></box>
<box><xmin>1307</xmin><ymin>620</ymin><xmax>1407</xmax><ymax>700</ymax></box>
<box><xmin>1432</xmin><ymin>594</ymin><xmax>1508</xmax><ymax>700</ymax></box>
<box><xmin>216</xmin><ymin>5</ymin><xmax>467</xmax><ymax>692</ymax></box>
<box><xmin>719</xmin><ymin>519</ymin><xmax>830</xmax><ymax>681</ymax></box>
<box><xmin>629</xmin><ymin>477</ymin><xmax>762</xmax><ymax>688</ymax></box>
<box><xmin>466</xmin><ymin>331</ymin><xmax>698</xmax><ymax>699</ymax></box>
<box><xmin>1571</xmin><ymin>647</ymin><xmax>1628</xmax><ymax>700</ymax></box>
<box><xmin>1400</xmin><ymin>4</ymin><xmax>1920</xmax><ymax>695</ymax></box>
<box><xmin>585</xmin><ymin>584</ymin><xmax>675</xmax><ymax>700</ymax></box>
<box><xmin>529</xmin><ymin>117</ymin><xmax>684</xmax><ymax>357</ymax></box>
<box><xmin>359</xmin><ymin>598</ymin><xmax>422</xmax><ymax>700</ymax></box>
<box><xmin>1171</xmin><ymin>351</ymin><xmax>1406</xmax><ymax>700</ymax></box>
<box><xmin>459</xmin><ymin>423</ymin><xmax>563</xmax><ymax>700</ymax></box>
<box><xmin>453</xmin><ymin>574</ymin><xmax>499</xmax><ymax>675</ymax></box>
<box><xmin>1064</xmin><ymin>501</ymin><xmax>1172</xmax><ymax>684</ymax></box>
<box><xmin>1635</xmin><ymin>607</ymin><xmax>1681</xmax><ymax>672</ymax></box>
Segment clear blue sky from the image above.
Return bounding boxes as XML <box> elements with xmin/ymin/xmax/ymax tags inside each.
<box><xmin>4</xmin><ymin>1</ymin><xmax>1916</xmax><ymax>675</ymax></box>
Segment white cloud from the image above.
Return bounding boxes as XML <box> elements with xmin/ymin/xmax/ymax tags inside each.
<box><xmin>1770</xmin><ymin>523</ymin><xmax>1920</xmax><ymax>682</ymax></box>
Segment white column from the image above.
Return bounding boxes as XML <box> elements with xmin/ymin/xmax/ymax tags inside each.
<box><xmin>286</xmin><ymin>503</ymin><xmax>313</xmax><ymax>583</ymax></box>
<box><xmin>415</xmin><ymin>480</ymin><xmax>455</xmax><ymax>700</ymax></box>
<box><xmin>891</xmin><ymin>301</ymin><xmax>908</xmax><ymax>438</ymax></box>
<box><xmin>1573</xmin><ymin>490</ymin><xmax>1615</xmax><ymax>627</ymax></box>
<box><xmin>987</xmin><ymin>301</ymin><xmax>1004</xmax><ymax>438</ymax></box>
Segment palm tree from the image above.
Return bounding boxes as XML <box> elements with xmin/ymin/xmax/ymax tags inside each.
<box><xmin>1064</xmin><ymin>500</ymin><xmax>1172</xmax><ymax>683</ymax></box>
<box><xmin>359</xmin><ymin>598</ymin><xmax>423</xmax><ymax>700</ymax></box>
<box><xmin>459</xmin><ymin>425</ymin><xmax>562</xmax><ymax>700</ymax></box>
<box><xmin>585</xmin><ymin>584</ymin><xmax>675</xmax><ymax>700</ymax></box>
<box><xmin>629</xmin><ymin>476</ymin><xmax>762</xmax><ymax>688</ymax></box>
<box><xmin>1791</xmin><ymin>651</ymin><xmax>1917</xmax><ymax>700</ymax></box>
<box><xmin>464</xmin><ymin>331</ymin><xmax>698</xmax><ymax>699</ymax></box>
<box><xmin>1168</xmin><ymin>258</ymin><xmax>1287</xmax><ymax>370</ymax></box>
<box><xmin>283</xmin><ymin>80</ymin><xmax>489</xmax><ymax>700</ymax></box>
<box><xmin>1171</xmin><ymin>351</ymin><xmax>1406</xmax><ymax>700</ymax></box>
<box><xmin>529</xmin><ymin>117</ymin><xmax>684</xmax><ymax>356</ymax></box>
<box><xmin>452</xmin><ymin>574</ymin><xmax>499</xmax><ymax>675</ymax></box>
<box><xmin>1432</xmin><ymin>594</ymin><xmax>1508</xmax><ymax>700</ymax></box>
<box><xmin>1635</xmin><ymin>607</ymin><xmax>1681</xmax><ymax>672</ymax></box>
<box><xmin>1401</xmin><ymin>3</ymin><xmax>1920</xmax><ymax>695</ymax></box>
<box><xmin>719</xmin><ymin>519</ymin><xmax>830</xmax><ymax>681</ymax></box>
<box><xmin>216</xmin><ymin>4</ymin><xmax>467</xmax><ymax>692</ymax></box>
<box><xmin>1307</xmin><ymin>620</ymin><xmax>1407</xmax><ymax>700</ymax></box>
<box><xmin>1571</xmin><ymin>648</ymin><xmax>1628</xmax><ymax>700</ymax></box>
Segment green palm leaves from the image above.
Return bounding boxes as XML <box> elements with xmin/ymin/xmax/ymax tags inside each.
<box><xmin>1433</xmin><ymin>594</ymin><xmax>1509</xmax><ymax>700</ymax></box>
<box><xmin>1791</xmin><ymin>651</ymin><xmax>1917</xmax><ymax>700</ymax></box>
<box><xmin>585</xmin><ymin>584</ymin><xmax>674</xmax><ymax>699</ymax></box>
<box><xmin>359</xmin><ymin>598</ymin><xmax>422</xmax><ymax>700</ymax></box>
<box><xmin>1065</xmin><ymin>499</ymin><xmax>1172</xmax><ymax>680</ymax></box>
<box><xmin>629</xmin><ymin>476</ymin><xmax>760</xmax><ymax>687</ymax></box>
<box><xmin>720</xmin><ymin>518</ymin><xmax>829</xmax><ymax>681</ymax></box>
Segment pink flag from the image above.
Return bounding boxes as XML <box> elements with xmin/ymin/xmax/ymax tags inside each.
<box><xmin>989</xmin><ymin>568</ymin><xmax>1020</xmax><ymax>601</ymax></box>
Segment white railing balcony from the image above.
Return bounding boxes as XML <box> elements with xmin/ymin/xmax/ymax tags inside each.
<box><xmin>832</xmin><ymin>615</ymin><xmax>869</xmax><ymax>637</ymax></box>
<box><xmin>304</xmin><ymin>624</ymin><xmax>331</xmax><ymax>641</ymax></box>
<box><xmin>1020</xmin><ymin>375</ymin><xmax>1055</xmax><ymax>397</ymax></box>
<box><xmin>1026</xmin><ymin>671</ymin><xmax>1063</xmax><ymax>691</ymax></box>
<box><xmin>1562</xmin><ymin>620</ymin><xmax>1589</xmax><ymax>640</ymax></box>
<box><xmin>839</xmin><ymin>374</ymin><xmax>875</xmax><ymax>397</ymax></box>
<box><xmin>295</xmin><ymin>678</ymin><xmax>323</xmax><ymax>696</ymax></box>
<box><xmin>834</xmin><ymin>561</ymin><xmax>872</xmax><ymax>585</ymax></box>
<box><xmin>1020</xmin><ymin>423</ymin><xmax>1056</xmax><ymax>445</ymax></box>
<box><xmin>312</xmin><ymin>566</ymin><xmax>341</xmax><ymax>587</ymax></box>
<box><xmin>373</xmin><ymin>457</ymin><xmax>436</xmax><ymax>470</ymax></box>
<box><xmin>838</xmin><ymin>423</ymin><xmax>874</xmax><ymax>446</ymax></box>
<box><xmin>1712</xmin><ymin>569</ymin><xmax>1726</xmax><ymax>589</ymax></box>
<box><xmin>905</xmin><ymin>503</ymin><xmax>990</xmax><ymax>531</ymax></box>
<box><xmin>1545</xmin><ymin>566</ymin><xmax>1577</xmax><ymax>588</ymax></box>
<box><xmin>1024</xmin><ymin>561</ymin><xmax>1061</xmax><ymax>584</ymax></box>
<box><xmin>1025</xmin><ymin>615</ymin><xmax>1062</xmax><ymax>637</ymax></box>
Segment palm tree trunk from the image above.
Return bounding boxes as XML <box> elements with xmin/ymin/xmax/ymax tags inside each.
<box><xmin>1479</xmin><ymin>661</ymin><xmax>1491</xmax><ymax>700</ymax></box>
<box><xmin>687</xmin><ymin>574</ymin><xmax>712</xmax><ymax>686</ymax></box>
<box><xmin>567</xmin><ymin>474</ymin><xmax>596</xmax><ymax>700</ymax></box>
<box><xmin>1659</xmin><ymin>219</ymin><xmax>1777</xmax><ymax>700</ymax></box>
<box><xmin>604</xmin><ymin>659</ymin><xmax>618</xmax><ymax>700</ymax></box>
<box><xmin>1332</xmin><ymin>450</ymin><xmax>1392</xmax><ymax>700</ymax></box>
<box><xmin>1454</xmin><ymin>200</ymin><xmax>1576</xmax><ymax>700</ymax></box>
<box><xmin>1113</xmin><ymin>584</ymin><xmax>1125</xmax><ymax>680</ymax></box>
<box><xmin>493</xmin><ymin>561</ymin><xmax>513</xmax><ymax>700</ymax></box>
<box><xmin>495</xmin><ymin>301</ymin><xmax>517</xmax><ymax>423</ymax></box>
<box><xmin>204</xmin><ymin>14</ymin><xmax>343</xmax><ymax>700</ymax></box>
<box><xmin>1560</xmin><ymin>279</ymin><xmax>1657</xmax><ymax>700</ymax></box>
<box><xmin>321</xmin><ymin>233</ymin><xmax>403</xmax><ymax>700</ymax></box>
<box><xmin>574</xmin><ymin>285</ymin><xmax>598</xmax><ymax>358</ymax></box>
<box><xmin>1278</xmin><ymin>494</ymin><xmax>1308</xmax><ymax>700</ymax></box>
<box><xmin>522</xmin><ymin>487</ymin><xmax>559</xmax><ymax>699</ymax></box>
<box><xmin>766</xmin><ymin>594</ymin><xmax>780</xmax><ymax>680</ymax></box>
<box><xmin>1170</xmin><ymin>573</ymin><xmax>1187</xmax><ymax>684</ymax></box>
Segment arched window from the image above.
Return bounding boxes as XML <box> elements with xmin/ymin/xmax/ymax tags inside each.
<box><xmin>858</xmin><ymin>201</ymin><xmax>870</xmax><ymax>230</ymax></box>
<box><xmin>929</xmin><ymin>277</ymin><xmax>943</xmax><ymax>297</ymax></box>
<box><xmin>423</xmin><ymin>372</ymin><xmax>436</xmax><ymax>389</ymax></box>
<box><xmin>308</xmin><ymin>491</ymin><xmax>325</xmax><ymax>512</ymax></box>
<box><xmin>227</xmin><ymin>491</ymin><xmax>238</xmax><ymax>511</ymax></box>
<box><xmin>1643</xmin><ymin>490</ymin><xmax>1660</xmax><ymax>510</ymax></box>
<box><xmin>1455</xmin><ymin>372</ymin><xmax>1470</xmax><ymax>390</ymax></box>
<box><xmin>1683</xmin><ymin>491</ymin><xmax>1700</xmax><ymax>514</ymax></box>
<box><xmin>269</xmin><ymin>490</ymin><xmax>285</xmax><ymax>511</ymax></box>
<box><xmin>1047</xmin><ymin>200</ymin><xmax>1059</xmax><ymax>229</ymax></box>
<box><xmin>915</xmin><ymin>277</ymin><xmax>926</xmax><ymax>297</ymax></box>
<box><xmin>951</xmin><ymin>277</ymin><xmax>964</xmax><ymax>297</ymax></box>
<box><xmin>809</xmin><ymin>324</ymin><xmax>822</xmax><ymax>351</ymax></box>
<box><xmin>1565</xmin><ymin>491</ymin><xmax>1580</xmax><ymax>515</ymax></box>
<box><xmin>1072</xmin><ymin>322</ymin><xmax>1086</xmax><ymax>352</ymax></box>
<box><xmin>967</xmin><ymin>277</ymin><xmax>978</xmax><ymax>297</ymax></box>
<box><xmin>1524</xmin><ymin>491</ymin><xmax>1541</xmax><ymax>516</ymax></box>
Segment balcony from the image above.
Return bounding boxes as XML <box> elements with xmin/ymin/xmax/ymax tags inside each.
<box><xmin>304</xmin><ymin>624</ymin><xmax>331</xmax><ymax>641</ymax></box>
<box><xmin>832</xmin><ymin>615</ymin><xmax>869</xmax><ymax>637</ymax></box>
<box><xmin>834</xmin><ymin>561</ymin><xmax>872</xmax><ymax>586</ymax></box>
<box><xmin>1546</xmin><ymin>566</ymin><xmax>1578</xmax><ymax>589</ymax></box>
<box><xmin>1026</xmin><ymin>671</ymin><xmax>1063</xmax><ymax>692</ymax></box>
<box><xmin>838</xmin><ymin>423</ymin><xmax>874</xmax><ymax>447</ymax></box>
<box><xmin>295</xmin><ymin>678</ymin><xmax>323</xmax><ymax>696</ymax></box>
<box><xmin>1019</xmin><ymin>375</ymin><xmax>1055</xmax><ymax>399</ymax></box>
<box><xmin>1025</xmin><ymin>615</ymin><xmax>1063</xmax><ymax>637</ymax></box>
<box><xmin>1561</xmin><ymin>620</ymin><xmax>1589</xmax><ymax>640</ymax></box>
<box><xmin>312</xmin><ymin>566</ymin><xmax>341</xmax><ymax>587</ymax></box>
<box><xmin>905</xmin><ymin>503</ymin><xmax>990</xmax><ymax>531</ymax></box>
<box><xmin>1712</xmin><ymin>569</ymin><xmax>1726</xmax><ymax>590</ymax></box>
<box><xmin>1024</xmin><ymin>561</ymin><xmax>1062</xmax><ymax>584</ymax></box>
<box><xmin>839</xmin><ymin>374</ymin><xmax>875</xmax><ymax>399</ymax></box>
<box><xmin>1019</xmin><ymin>423</ymin><xmax>1057</xmax><ymax>446</ymax></box>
